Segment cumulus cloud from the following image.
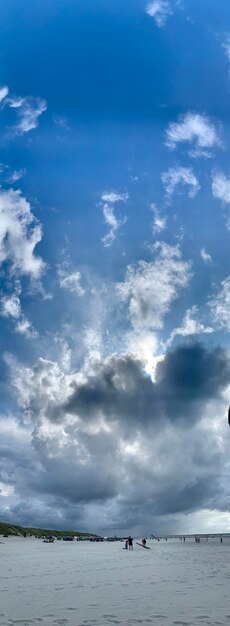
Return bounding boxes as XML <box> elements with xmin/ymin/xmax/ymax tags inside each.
<box><xmin>212</xmin><ymin>170</ymin><xmax>230</xmax><ymax>204</ymax></box>
<box><xmin>117</xmin><ymin>242</ymin><xmax>192</xmax><ymax>332</ymax></box>
<box><xmin>15</xmin><ymin>318</ymin><xmax>38</xmax><ymax>339</ymax></box>
<box><xmin>161</xmin><ymin>166</ymin><xmax>200</xmax><ymax>198</ymax></box>
<box><xmin>145</xmin><ymin>0</ymin><xmax>172</xmax><ymax>27</ymax></box>
<box><xmin>12</xmin><ymin>344</ymin><xmax>230</xmax><ymax>438</ymax></box>
<box><xmin>164</xmin><ymin>306</ymin><xmax>214</xmax><ymax>348</ymax></box>
<box><xmin>66</xmin><ymin>344</ymin><xmax>226</xmax><ymax>439</ymax></box>
<box><xmin>8</xmin><ymin>96</ymin><xmax>47</xmax><ymax>134</ymax></box>
<box><xmin>209</xmin><ymin>277</ymin><xmax>230</xmax><ymax>331</ymax></box>
<box><xmin>0</xmin><ymin>187</ymin><xmax>45</xmax><ymax>278</ymax></box>
<box><xmin>9</xmin><ymin>356</ymin><xmax>73</xmax><ymax>426</ymax></box>
<box><xmin>4</xmin><ymin>342</ymin><xmax>230</xmax><ymax>533</ymax></box>
<box><xmin>101</xmin><ymin>191</ymin><xmax>128</xmax><ymax>247</ymax></box>
<box><xmin>166</xmin><ymin>113</ymin><xmax>222</xmax><ymax>157</ymax></box>
<box><xmin>1</xmin><ymin>292</ymin><xmax>21</xmax><ymax>318</ymax></box>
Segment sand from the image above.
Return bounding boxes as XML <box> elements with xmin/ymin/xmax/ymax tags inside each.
<box><xmin>0</xmin><ymin>536</ymin><xmax>229</xmax><ymax>626</ymax></box>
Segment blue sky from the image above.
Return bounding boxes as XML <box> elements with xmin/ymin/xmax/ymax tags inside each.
<box><xmin>1</xmin><ymin>0</ymin><xmax>230</xmax><ymax>535</ymax></box>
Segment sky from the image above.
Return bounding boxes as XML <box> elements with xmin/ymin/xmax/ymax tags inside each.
<box><xmin>1</xmin><ymin>0</ymin><xmax>230</xmax><ymax>536</ymax></box>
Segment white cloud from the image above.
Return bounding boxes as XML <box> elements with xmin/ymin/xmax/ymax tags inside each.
<box><xmin>145</xmin><ymin>0</ymin><xmax>172</xmax><ymax>27</ymax></box>
<box><xmin>124</xmin><ymin>329</ymin><xmax>159</xmax><ymax>376</ymax></box>
<box><xmin>117</xmin><ymin>242</ymin><xmax>192</xmax><ymax>332</ymax></box>
<box><xmin>8</xmin><ymin>97</ymin><xmax>24</xmax><ymax>109</ymax></box>
<box><xmin>0</xmin><ymin>86</ymin><xmax>9</xmax><ymax>103</ymax></box>
<box><xmin>161</xmin><ymin>166</ymin><xmax>200</xmax><ymax>198</ymax></box>
<box><xmin>151</xmin><ymin>203</ymin><xmax>167</xmax><ymax>234</ymax></box>
<box><xmin>212</xmin><ymin>171</ymin><xmax>230</xmax><ymax>204</ymax></box>
<box><xmin>164</xmin><ymin>306</ymin><xmax>214</xmax><ymax>348</ymax></box>
<box><xmin>212</xmin><ymin>171</ymin><xmax>230</xmax><ymax>230</ymax></box>
<box><xmin>101</xmin><ymin>191</ymin><xmax>129</xmax><ymax>204</ymax></box>
<box><xmin>200</xmin><ymin>248</ymin><xmax>212</xmax><ymax>264</ymax></box>
<box><xmin>1</xmin><ymin>293</ymin><xmax>21</xmax><ymax>318</ymax></box>
<box><xmin>0</xmin><ymin>187</ymin><xmax>45</xmax><ymax>278</ymax></box>
<box><xmin>209</xmin><ymin>277</ymin><xmax>230</xmax><ymax>331</ymax></box>
<box><xmin>15</xmin><ymin>317</ymin><xmax>38</xmax><ymax>339</ymax></box>
<box><xmin>83</xmin><ymin>328</ymin><xmax>102</xmax><ymax>363</ymax></box>
<box><xmin>222</xmin><ymin>36</ymin><xmax>230</xmax><ymax>66</ymax></box>
<box><xmin>8</xmin><ymin>96</ymin><xmax>47</xmax><ymax>134</ymax></box>
<box><xmin>10</xmin><ymin>355</ymin><xmax>74</xmax><ymax>427</ymax></box>
<box><xmin>0</xmin><ymin>288</ymin><xmax>37</xmax><ymax>338</ymax></box>
<box><xmin>58</xmin><ymin>266</ymin><xmax>85</xmax><ymax>296</ymax></box>
<box><xmin>166</xmin><ymin>113</ymin><xmax>221</xmax><ymax>157</ymax></box>
<box><xmin>101</xmin><ymin>191</ymin><xmax>128</xmax><ymax>248</ymax></box>
<box><xmin>5</xmin><ymin>344</ymin><xmax>230</xmax><ymax>534</ymax></box>
<box><xmin>102</xmin><ymin>204</ymin><xmax>127</xmax><ymax>247</ymax></box>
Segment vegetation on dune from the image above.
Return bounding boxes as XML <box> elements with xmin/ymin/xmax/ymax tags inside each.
<box><xmin>0</xmin><ymin>521</ymin><xmax>97</xmax><ymax>539</ymax></box>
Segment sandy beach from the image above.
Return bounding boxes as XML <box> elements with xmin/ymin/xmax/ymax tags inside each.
<box><xmin>0</xmin><ymin>537</ymin><xmax>230</xmax><ymax>626</ymax></box>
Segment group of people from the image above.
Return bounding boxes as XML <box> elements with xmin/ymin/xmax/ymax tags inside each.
<box><xmin>124</xmin><ymin>536</ymin><xmax>133</xmax><ymax>549</ymax></box>
<box><xmin>124</xmin><ymin>536</ymin><xmax>147</xmax><ymax>549</ymax></box>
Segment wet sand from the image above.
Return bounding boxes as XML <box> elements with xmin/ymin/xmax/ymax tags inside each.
<box><xmin>0</xmin><ymin>537</ymin><xmax>230</xmax><ymax>626</ymax></box>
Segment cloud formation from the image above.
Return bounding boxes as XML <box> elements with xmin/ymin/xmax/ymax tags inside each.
<box><xmin>209</xmin><ymin>277</ymin><xmax>230</xmax><ymax>331</ymax></box>
<box><xmin>151</xmin><ymin>203</ymin><xmax>167</xmax><ymax>234</ymax></box>
<box><xmin>166</xmin><ymin>113</ymin><xmax>221</xmax><ymax>157</ymax></box>
<box><xmin>101</xmin><ymin>191</ymin><xmax>128</xmax><ymax>247</ymax></box>
<box><xmin>222</xmin><ymin>36</ymin><xmax>230</xmax><ymax>72</ymax></box>
<box><xmin>1</xmin><ymin>292</ymin><xmax>21</xmax><ymax>319</ymax></box>
<box><xmin>58</xmin><ymin>264</ymin><xmax>85</xmax><ymax>296</ymax></box>
<box><xmin>145</xmin><ymin>0</ymin><xmax>172</xmax><ymax>27</ymax></box>
<box><xmin>0</xmin><ymin>288</ymin><xmax>37</xmax><ymax>338</ymax></box>
<box><xmin>117</xmin><ymin>242</ymin><xmax>192</xmax><ymax>331</ymax></box>
<box><xmin>0</xmin><ymin>188</ymin><xmax>45</xmax><ymax>278</ymax></box>
<box><xmin>161</xmin><ymin>166</ymin><xmax>200</xmax><ymax>198</ymax></box>
<box><xmin>1</xmin><ymin>3</ymin><xmax>230</xmax><ymax>537</ymax></box>
<box><xmin>3</xmin><ymin>342</ymin><xmax>230</xmax><ymax>532</ymax></box>
<box><xmin>8</xmin><ymin>96</ymin><xmax>47</xmax><ymax>134</ymax></box>
<box><xmin>0</xmin><ymin>86</ymin><xmax>9</xmax><ymax>103</ymax></box>
<box><xmin>200</xmin><ymin>248</ymin><xmax>212</xmax><ymax>264</ymax></box>
<box><xmin>212</xmin><ymin>171</ymin><xmax>230</xmax><ymax>204</ymax></box>
<box><xmin>164</xmin><ymin>306</ymin><xmax>213</xmax><ymax>348</ymax></box>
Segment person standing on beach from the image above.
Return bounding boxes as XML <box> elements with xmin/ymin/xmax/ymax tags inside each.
<box><xmin>128</xmin><ymin>536</ymin><xmax>133</xmax><ymax>549</ymax></box>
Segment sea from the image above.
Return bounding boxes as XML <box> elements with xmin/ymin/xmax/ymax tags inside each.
<box><xmin>0</xmin><ymin>536</ymin><xmax>230</xmax><ymax>626</ymax></box>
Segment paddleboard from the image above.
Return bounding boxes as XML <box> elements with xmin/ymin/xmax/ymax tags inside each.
<box><xmin>136</xmin><ymin>542</ymin><xmax>151</xmax><ymax>549</ymax></box>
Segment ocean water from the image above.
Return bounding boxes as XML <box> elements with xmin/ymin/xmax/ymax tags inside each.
<box><xmin>0</xmin><ymin>536</ymin><xmax>230</xmax><ymax>626</ymax></box>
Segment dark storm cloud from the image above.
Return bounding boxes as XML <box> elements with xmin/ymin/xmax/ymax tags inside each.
<box><xmin>1</xmin><ymin>497</ymin><xmax>87</xmax><ymax>532</ymax></box>
<box><xmin>2</xmin><ymin>341</ymin><xmax>230</xmax><ymax>533</ymax></box>
<box><xmin>154</xmin><ymin>478</ymin><xmax>219</xmax><ymax>515</ymax></box>
<box><xmin>30</xmin><ymin>456</ymin><xmax>118</xmax><ymax>504</ymax></box>
<box><xmin>156</xmin><ymin>343</ymin><xmax>230</xmax><ymax>419</ymax></box>
<box><xmin>65</xmin><ymin>343</ymin><xmax>230</xmax><ymax>426</ymax></box>
<box><xmin>65</xmin><ymin>354</ymin><xmax>158</xmax><ymax>425</ymax></box>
